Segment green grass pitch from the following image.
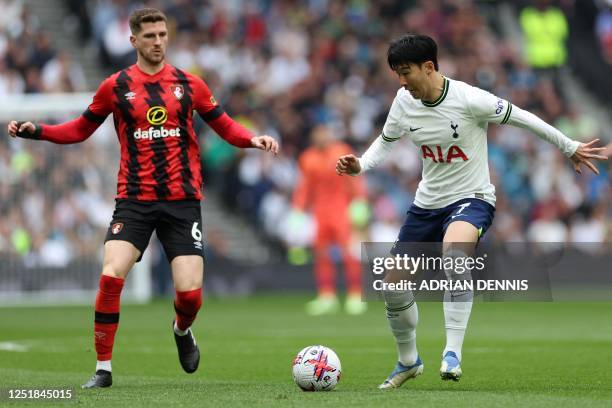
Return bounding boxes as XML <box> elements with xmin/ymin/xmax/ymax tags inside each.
<box><xmin>1</xmin><ymin>296</ymin><xmax>611</xmax><ymax>407</ymax></box>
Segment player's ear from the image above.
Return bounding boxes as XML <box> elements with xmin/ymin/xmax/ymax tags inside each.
<box><xmin>423</xmin><ymin>61</ymin><xmax>434</xmax><ymax>75</ymax></box>
<box><xmin>129</xmin><ymin>35</ymin><xmax>137</xmax><ymax>48</ymax></box>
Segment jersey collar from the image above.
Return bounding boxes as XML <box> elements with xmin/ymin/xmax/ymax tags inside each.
<box><xmin>133</xmin><ymin>62</ymin><xmax>169</xmax><ymax>78</ymax></box>
<box><xmin>421</xmin><ymin>77</ymin><xmax>449</xmax><ymax>107</ymax></box>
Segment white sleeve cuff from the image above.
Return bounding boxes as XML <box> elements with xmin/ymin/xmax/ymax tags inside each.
<box><xmin>355</xmin><ymin>157</ymin><xmax>367</xmax><ymax>176</ymax></box>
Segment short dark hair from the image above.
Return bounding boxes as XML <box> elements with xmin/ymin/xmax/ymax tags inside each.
<box><xmin>129</xmin><ymin>8</ymin><xmax>167</xmax><ymax>34</ymax></box>
<box><xmin>387</xmin><ymin>34</ymin><xmax>439</xmax><ymax>71</ymax></box>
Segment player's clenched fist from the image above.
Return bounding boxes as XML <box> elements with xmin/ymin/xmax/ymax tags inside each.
<box><xmin>250</xmin><ymin>135</ymin><xmax>279</xmax><ymax>154</ymax></box>
<box><xmin>336</xmin><ymin>154</ymin><xmax>361</xmax><ymax>175</ymax></box>
<box><xmin>7</xmin><ymin>121</ymin><xmax>36</xmax><ymax>138</ymax></box>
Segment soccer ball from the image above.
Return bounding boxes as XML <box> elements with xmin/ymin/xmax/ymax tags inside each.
<box><xmin>292</xmin><ymin>345</ymin><xmax>341</xmax><ymax>391</ymax></box>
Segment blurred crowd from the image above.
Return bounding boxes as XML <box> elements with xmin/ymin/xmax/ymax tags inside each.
<box><xmin>1</xmin><ymin>0</ymin><xmax>610</xmax><ymax>267</ymax></box>
<box><xmin>0</xmin><ymin>0</ymin><xmax>112</xmax><ymax>267</ymax></box>
<box><xmin>596</xmin><ymin>0</ymin><xmax>612</xmax><ymax>64</ymax></box>
<box><xmin>0</xmin><ymin>0</ymin><xmax>87</xmax><ymax>94</ymax></box>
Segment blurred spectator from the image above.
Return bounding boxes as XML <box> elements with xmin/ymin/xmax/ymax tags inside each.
<box><xmin>595</xmin><ymin>0</ymin><xmax>612</xmax><ymax>64</ymax></box>
<box><xmin>101</xmin><ymin>8</ymin><xmax>134</xmax><ymax>68</ymax></box>
<box><xmin>519</xmin><ymin>0</ymin><xmax>569</xmax><ymax>94</ymax></box>
<box><xmin>42</xmin><ymin>51</ymin><xmax>87</xmax><ymax>92</ymax></box>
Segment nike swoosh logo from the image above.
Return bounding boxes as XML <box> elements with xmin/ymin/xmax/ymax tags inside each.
<box><xmin>451</xmin><ymin>214</ymin><xmax>465</xmax><ymax>219</ymax></box>
<box><xmin>409</xmin><ymin>127</ymin><xmax>423</xmax><ymax>132</ymax></box>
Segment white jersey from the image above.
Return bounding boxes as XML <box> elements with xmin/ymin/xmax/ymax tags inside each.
<box><xmin>360</xmin><ymin>77</ymin><xmax>579</xmax><ymax>209</ymax></box>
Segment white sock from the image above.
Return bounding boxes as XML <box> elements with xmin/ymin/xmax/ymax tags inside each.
<box><xmin>443</xmin><ymin>301</ymin><xmax>472</xmax><ymax>361</ymax></box>
<box><xmin>383</xmin><ymin>290</ymin><xmax>419</xmax><ymax>366</ymax></box>
<box><xmin>96</xmin><ymin>360</ymin><xmax>112</xmax><ymax>372</ymax></box>
<box><xmin>442</xmin><ymin>249</ymin><xmax>473</xmax><ymax>362</ymax></box>
<box><xmin>174</xmin><ymin>321</ymin><xmax>189</xmax><ymax>336</ymax></box>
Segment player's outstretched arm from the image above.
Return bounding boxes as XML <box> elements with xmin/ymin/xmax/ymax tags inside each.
<box><xmin>503</xmin><ymin>105</ymin><xmax>608</xmax><ymax>175</ymax></box>
<box><xmin>192</xmin><ymin>76</ymin><xmax>278</xmax><ymax>154</ymax></box>
<box><xmin>250</xmin><ymin>135</ymin><xmax>279</xmax><ymax>154</ymax></box>
<box><xmin>568</xmin><ymin>138</ymin><xmax>608</xmax><ymax>175</ymax></box>
<box><xmin>8</xmin><ymin>115</ymin><xmax>102</xmax><ymax>144</ymax></box>
<box><xmin>336</xmin><ymin>134</ymin><xmax>397</xmax><ymax>177</ymax></box>
<box><xmin>336</xmin><ymin>154</ymin><xmax>361</xmax><ymax>176</ymax></box>
<box><xmin>8</xmin><ymin>78</ymin><xmax>112</xmax><ymax>144</ymax></box>
<box><xmin>204</xmin><ymin>111</ymin><xmax>279</xmax><ymax>154</ymax></box>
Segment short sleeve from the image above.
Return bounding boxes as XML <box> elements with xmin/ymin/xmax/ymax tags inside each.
<box><xmin>466</xmin><ymin>85</ymin><xmax>512</xmax><ymax>125</ymax></box>
<box><xmin>192</xmin><ymin>76</ymin><xmax>223</xmax><ymax>121</ymax></box>
<box><xmin>85</xmin><ymin>77</ymin><xmax>113</xmax><ymax>122</ymax></box>
<box><xmin>381</xmin><ymin>93</ymin><xmax>406</xmax><ymax>142</ymax></box>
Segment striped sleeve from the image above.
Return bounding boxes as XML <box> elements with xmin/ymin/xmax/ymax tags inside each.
<box><xmin>35</xmin><ymin>78</ymin><xmax>112</xmax><ymax>144</ymax></box>
<box><xmin>86</xmin><ymin>77</ymin><xmax>113</xmax><ymax>119</ymax></box>
<box><xmin>381</xmin><ymin>131</ymin><xmax>400</xmax><ymax>143</ymax></box>
<box><xmin>466</xmin><ymin>85</ymin><xmax>512</xmax><ymax>125</ymax></box>
<box><xmin>500</xmin><ymin>103</ymin><xmax>513</xmax><ymax>125</ymax></box>
<box><xmin>191</xmin><ymin>75</ymin><xmax>222</xmax><ymax>120</ymax></box>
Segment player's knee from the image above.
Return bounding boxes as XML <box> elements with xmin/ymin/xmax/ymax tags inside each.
<box><xmin>101</xmin><ymin>262</ymin><xmax>129</xmax><ymax>279</ymax></box>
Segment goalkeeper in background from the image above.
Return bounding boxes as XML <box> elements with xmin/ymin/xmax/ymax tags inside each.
<box><xmin>293</xmin><ymin>124</ymin><xmax>368</xmax><ymax>315</ymax></box>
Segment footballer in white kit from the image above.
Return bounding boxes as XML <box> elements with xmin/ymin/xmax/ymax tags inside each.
<box><xmin>336</xmin><ymin>34</ymin><xmax>607</xmax><ymax>388</ymax></box>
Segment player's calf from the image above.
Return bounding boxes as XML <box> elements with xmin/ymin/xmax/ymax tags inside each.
<box><xmin>172</xmin><ymin>280</ymin><xmax>202</xmax><ymax>373</ymax></box>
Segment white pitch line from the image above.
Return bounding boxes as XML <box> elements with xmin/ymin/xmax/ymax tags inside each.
<box><xmin>0</xmin><ymin>342</ymin><xmax>29</xmax><ymax>352</ymax></box>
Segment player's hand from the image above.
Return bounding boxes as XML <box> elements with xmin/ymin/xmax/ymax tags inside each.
<box><xmin>569</xmin><ymin>138</ymin><xmax>608</xmax><ymax>175</ymax></box>
<box><xmin>336</xmin><ymin>154</ymin><xmax>361</xmax><ymax>176</ymax></box>
<box><xmin>251</xmin><ymin>135</ymin><xmax>279</xmax><ymax>154</ymax></box>
<box><xmin>7</xmin><ymin>121</ymin><xmax>35</xmax><ymax>138</ymax></box>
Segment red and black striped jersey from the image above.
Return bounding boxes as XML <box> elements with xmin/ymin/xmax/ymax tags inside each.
<box><xmin>37</xmin><ymin>63</ymin><xmax>253</xmax><ymax>201</ymax></box>
<box><xmin>92</xmin><ymin>64</ymin><xmax>222</xmax><ymax>201</ymax></box>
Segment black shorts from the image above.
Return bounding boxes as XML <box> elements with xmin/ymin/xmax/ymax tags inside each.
<box><xmin>105</xmin><ymin>199</ymin><xmax>204</xmax><ymax>262</ymax></box>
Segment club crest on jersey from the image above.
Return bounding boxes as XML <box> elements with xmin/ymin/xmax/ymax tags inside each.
<box><xmin>451</xmin><ymin>121</ymin><xmax>459</xmax><ymax>138</ymax></box>
<box><xmin>124</xmin><ymin>91</ymin><xmax>136</xmax><ymax>100</ymax></box>
<box><xmin>111</xmin><ymin>223</ymin><xmax>123</xmax><ymax>235</ymax></box>
<box><xmin>170</xmin><ymin>84</ymin><xmax>184</xmax><ymax>100</ymax></box>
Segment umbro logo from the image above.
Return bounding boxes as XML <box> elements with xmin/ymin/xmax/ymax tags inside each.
<box><xmin>410</xmin><ymin>126</ymin><xmax>423</xmax><ymax>132</ymax></box>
